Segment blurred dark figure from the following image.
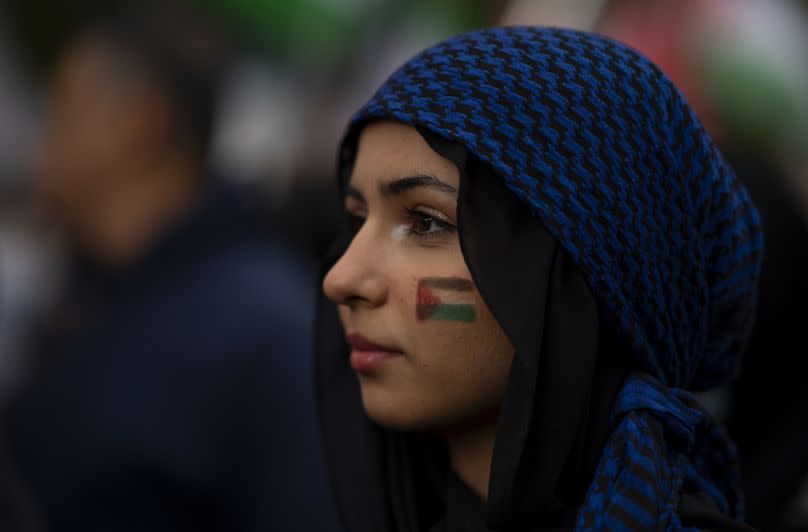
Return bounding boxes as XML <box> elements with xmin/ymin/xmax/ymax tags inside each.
<box><xmin>3</xmin><ymin>5</ymin><xmax>339</xmax><ymax>531</ymax></box>
<box><xmin>0</xmin><ymin>444</ymin><xmax>42</xmax><ymax>532</ymax></box>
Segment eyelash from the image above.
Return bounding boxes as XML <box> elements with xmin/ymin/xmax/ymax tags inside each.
<box><xmin>343</xmin><ymin>208</ymin><xmax>456</xmax><ymax>240</ymax></box>
<box><xmin>402</xmin><ymin>207</ymin><xmax>456</xmax><ymax>240</ymax></box>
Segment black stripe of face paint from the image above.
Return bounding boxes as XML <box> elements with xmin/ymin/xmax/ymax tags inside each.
<box><xmin>420</xmin><ymin>277</ymin><xmax>474</xmax><ymax>291</ymax></box>
<box><xmin>416</xmin><ymin>277</ymin><xmax>476</xmax><ymax>322</ymax></box>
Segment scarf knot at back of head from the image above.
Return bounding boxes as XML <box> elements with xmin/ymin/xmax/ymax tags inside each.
<box><xmin>341</xmin><ymin>26</ymin><xmax>762</xmax><ymax>529</ymax></box>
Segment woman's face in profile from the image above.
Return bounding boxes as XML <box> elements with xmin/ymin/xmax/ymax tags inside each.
<box><xmin>323</xmin><ymin>121</ymin><xmax>515</xmax><ymax>431</ymax></box>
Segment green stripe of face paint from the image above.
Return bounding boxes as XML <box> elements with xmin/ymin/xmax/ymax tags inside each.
<box><xmin>429</xmin><ymin>304</ymin><xmax>476</xmax><ymax>322</ymax></box>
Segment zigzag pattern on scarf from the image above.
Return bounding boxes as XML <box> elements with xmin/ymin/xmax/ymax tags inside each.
<box><xmin>575</xmin><ymin>373</ymin><xmax>742</xmax><ymax>530</ymax></box>
<box><xmin>345</xmin><ymin>26</ymin><xmax>762</xmax><ymax>390</ymax></box>
<box><xmin>341</xmin><ymin>26</ymin><xmax>762</xmax><ymax>529</ymax></box>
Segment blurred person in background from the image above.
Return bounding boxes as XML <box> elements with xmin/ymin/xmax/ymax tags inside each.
<box><xmin>2</xmin><ymin>3</ymin><xmax>340</xmax><ymax>531</ymax></box>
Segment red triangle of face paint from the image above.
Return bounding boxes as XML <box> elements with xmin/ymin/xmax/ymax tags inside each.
<box><xmin>417</xmin><ymin>283</ymin><xmax>441</xmax><ymax>308</ymax></box>
<box><xmin>416</xmin><ymin>282</ymin><xmax>441</xmax><ymax>320</ymax></box>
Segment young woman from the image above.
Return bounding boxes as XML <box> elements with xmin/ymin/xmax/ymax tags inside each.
<box><xmin>316</xmin><ymin>27</ymin><xmax>762</xmax><ymax>531</ymax></box>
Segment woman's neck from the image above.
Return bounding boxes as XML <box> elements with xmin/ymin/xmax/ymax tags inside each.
<box><xmin>441</xmin><ymin>409</ymin><xmax>500</xmax><ymax>501</ymax></box>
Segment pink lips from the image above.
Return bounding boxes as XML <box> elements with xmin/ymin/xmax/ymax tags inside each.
<box><xmin>345</xmin><ymin>333</ymin><xmax>403</xmax><ymax>373</ymax></box>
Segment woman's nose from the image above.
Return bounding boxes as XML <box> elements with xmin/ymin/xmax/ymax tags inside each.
<box><xmin>322</xmin><ymin>225</ymin><xmax>388</xmax><ymax>309</ymax></box>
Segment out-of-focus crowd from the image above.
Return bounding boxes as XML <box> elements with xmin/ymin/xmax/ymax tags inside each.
<box><xmin>0</xmin><ymin>1</ymin><xmax>806</xmax><ymax>530</ymax></box>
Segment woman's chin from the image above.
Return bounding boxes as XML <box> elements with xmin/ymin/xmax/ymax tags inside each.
<box><xmin>358</xmin><ymin>377</ymin><xmax>503</xmax><ymax>433</ymax></box>
<box><xmin>358</xmin><ymin>381</ymin><xmax>442</xmax><ymax>431</ymax></box>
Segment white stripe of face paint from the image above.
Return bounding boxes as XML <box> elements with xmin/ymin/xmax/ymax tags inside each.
<box><xmin>391</xmin><ymin>224</ymin><xmax>410</xmax><ymax>241</ymax></box>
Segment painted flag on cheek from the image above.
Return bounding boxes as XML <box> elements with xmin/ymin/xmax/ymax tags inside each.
<box><xmin>416</xmin><ymin>277</ymin><xmax>476</xmax><ymax>322</ymax></box>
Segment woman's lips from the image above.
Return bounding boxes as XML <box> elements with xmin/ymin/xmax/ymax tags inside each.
<box><xmin>345</xmin><ymin>333</ymin><xmax>403</xmax><ymax>373</ymax></box>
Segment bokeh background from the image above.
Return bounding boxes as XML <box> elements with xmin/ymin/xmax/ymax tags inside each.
<box><xmin>0</xmin><ymin>0</ymin><xmax>806</xmax><ymax>530</ymax></box>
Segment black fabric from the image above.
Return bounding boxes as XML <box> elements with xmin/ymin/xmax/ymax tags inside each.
<box><xmin>679</xmin><ymin>492</ymin><xmax>757</xmax><ymax>531</ymax></box>
<box><xmin>446</xmin><ymin>132</ymin><xmax>629</xmax><ymax>529</ymax></box>
<box><xmin>429</xmin><ymin>470</ymin><xmax>491</xmax><ymax>532</ymax></box>
<box><xmin>316</xmin><ymin>129</ymin><xmax>629</xmax><ymax>531</ymax></box>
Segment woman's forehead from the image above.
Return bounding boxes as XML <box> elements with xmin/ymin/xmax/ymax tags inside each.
<box><xmin>350</xmin><ymin>121</ymin><xmax>460</xmax><ymax>189</ymax></box>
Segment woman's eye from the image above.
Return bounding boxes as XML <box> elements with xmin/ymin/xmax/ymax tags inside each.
<box><xmin>404</xmin><ymin>208</ymin><xmax>456</xmax><ymax>239</ymax></box>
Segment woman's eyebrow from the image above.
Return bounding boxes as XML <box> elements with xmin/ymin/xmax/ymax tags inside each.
<box><xmin>379</xmin><ymin>174</ymin><xmax>457</xmax><ymax>198</ymax></box>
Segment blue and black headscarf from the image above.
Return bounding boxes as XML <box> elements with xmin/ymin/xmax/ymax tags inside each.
<box><xmin>316</xmin><ymin>27</ymin><xmax>762</xmax><ymax>531</ymax></box>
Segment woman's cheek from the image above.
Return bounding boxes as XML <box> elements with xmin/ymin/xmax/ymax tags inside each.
<box><xmin>405</xmin><ymin>275</ymin><xmax>485</xmax><ymax>376</ymax></box>
<box><xmin>419</xmin><ymin>288</ymin><xmax>513</xmax><ymax>387</ymax></box>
